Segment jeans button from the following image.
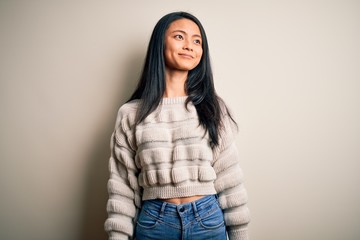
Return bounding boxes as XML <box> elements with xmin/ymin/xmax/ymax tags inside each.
<box><xmin>179</xmin><ymin>206</ymin><xmax>185</xmax><ymax>212</ymax></box>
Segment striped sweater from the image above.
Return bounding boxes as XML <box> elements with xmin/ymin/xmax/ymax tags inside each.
<box><xmin>105</xmin><ymin>96</ymin><xmax>250</xmax><ymax>240</ymax></box>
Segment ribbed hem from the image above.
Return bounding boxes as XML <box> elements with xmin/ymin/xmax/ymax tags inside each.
<box><xmin>108</xmin><ymin>231</ymin><xmax>130</xmax><ymax>240</ymax></box>
<box><xmin>228</xmin><ymin>228</ymin><xmax>249</xmax><ymax>240</ymax></box>
<box><xmin>109</xmin><ymin>236</ymin><xmax>129</xmax><ymax>240</ymax></box>
<box><xmin>142</xmin><ymin>183</ymin><xmax>216</xmax><ymax>200</ymax></box>
<box><xmin>160</xmin><ymin>96</ymin><xmax>188</xmax><ymax>105</ymax></box>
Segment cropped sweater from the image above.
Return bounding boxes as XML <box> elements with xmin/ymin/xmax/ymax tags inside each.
<box><xmin>105</xmin><ymin>96</ymin><xmax>250</xmax><ymax>240</ymax></box>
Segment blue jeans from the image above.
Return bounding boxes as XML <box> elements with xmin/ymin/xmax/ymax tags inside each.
<box><xmin>135</xmin><ymin>195</ymin><xmax>226</xmax><ymax>240</ymax></box>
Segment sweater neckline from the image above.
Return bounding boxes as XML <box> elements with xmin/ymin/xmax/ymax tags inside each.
<box><xmin>160</xmin><ymin>96</ymin><xmax>188</xmax><ymax>105</ymax></box>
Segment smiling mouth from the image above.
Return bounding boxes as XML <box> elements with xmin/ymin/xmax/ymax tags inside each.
<box><xmin>178</xmin><ymin>53</ymin><xmax>193</xmax><ymax>59</ymax></box>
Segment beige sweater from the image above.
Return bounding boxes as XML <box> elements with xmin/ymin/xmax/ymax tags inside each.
<box><xmin>105</xmin><ymin>96</ymin><xmax>250</xmax><ymax>240</ymax></box>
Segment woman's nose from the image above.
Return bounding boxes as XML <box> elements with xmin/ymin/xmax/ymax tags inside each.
<box><xmin>182</xmin><ymin>43</ymin><xmax>193</xmax><ymax>51</ymax></box>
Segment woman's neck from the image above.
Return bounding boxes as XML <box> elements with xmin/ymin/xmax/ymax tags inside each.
<box><xmin>164</xmin><ymin>68</ymin><xmax>188</xmax><ymax>98</ymax></box>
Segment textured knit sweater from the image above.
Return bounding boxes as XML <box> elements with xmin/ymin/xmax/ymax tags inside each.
<box><xmin>105</xmin><ymin>96</ymin><xmax>250</xmax><ymax>240</ymax></box>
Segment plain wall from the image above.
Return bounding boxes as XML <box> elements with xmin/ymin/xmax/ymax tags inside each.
<box><xmin>1</xmin><ymin>1</ymin><xmax>359</xmax><ymax>240</ymax></box>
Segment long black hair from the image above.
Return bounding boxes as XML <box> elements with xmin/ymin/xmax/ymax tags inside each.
<box><xmin>128</xmin><ymin>11</ymin><xmax>236</xmax><ymax>147</ymax></box>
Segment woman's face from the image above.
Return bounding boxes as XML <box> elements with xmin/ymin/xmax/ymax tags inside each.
<box><xmin>164</xmin><ymin>18</ymin><xmax>203</xmax><ymax>72</ymax></box>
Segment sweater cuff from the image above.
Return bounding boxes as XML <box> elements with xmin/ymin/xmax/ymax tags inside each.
<box><xmin>109</xmin><ymin>233</ymin><xmax>129</xmax><ymax>240</ymax></box>
<box><xmin>109</xmin><ymin>232</ymin><xmax>130</xmax><ymax>240</ymax></box>
<box><xmin>228</xmin><ymin>228</ymin><xmax>249</xmax><ymax>240</ymax></box>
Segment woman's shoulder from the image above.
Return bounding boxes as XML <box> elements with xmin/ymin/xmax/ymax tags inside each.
<box><xmin>218</xmin><ymin>97</ymin><xmax>238</xmax><ymax>136</ymax></box>
<box><xmin>118</xmin><ymin>99</ymin><xmax>140</xmax><ymax>114</ymax></box>
<box><xmin>217</xmin><ymin>97</ymin><xmax>234</xmax><ymax>117</ymax></box>
<box><xmin>113</xmin><ymin>99</ymin><xmax>140</xmax><ymax>128</ymax></box>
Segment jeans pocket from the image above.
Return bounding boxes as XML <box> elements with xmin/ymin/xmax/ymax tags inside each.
<box><xmin>199</xmin><ymin>204</ymin><xmax>225</xmax><ymax>230</ymax></box>
<box><xmin>136</xmin><ymin>207</ymin><xmax>159</xmax><ymax>229</ymax></box>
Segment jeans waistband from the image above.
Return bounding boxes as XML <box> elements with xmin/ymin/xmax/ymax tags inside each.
<box><xmin>142</xmin><ymin>195</ymin><xmax>218</xmax><ymax>217</ymax></box>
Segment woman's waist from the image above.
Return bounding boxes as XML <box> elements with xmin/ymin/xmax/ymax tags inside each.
<box><xmin>142</xmin><ymin>194</ymin><xmax>219</xmax><ymax>216</ymax></box>
<box><xmin>162</xmin><ymin>195</ymin><xmax>205</xmax><ymax>204</ymax></box>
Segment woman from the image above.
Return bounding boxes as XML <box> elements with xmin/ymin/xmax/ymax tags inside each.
<box><xmin>105</xmin><ymin>12</ymin><xmax>250</xmax><ymax>240</ymax></box>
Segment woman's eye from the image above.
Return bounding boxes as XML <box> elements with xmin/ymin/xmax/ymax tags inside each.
<box><xmin>194</xmin><ymin>39</ymin><xmax>201</xmax><ymax>44</ymax></box>
<box><xmin>174</xmin><ymin>35</ymin><xmax>184</xmax><ymax>40</ymax></box>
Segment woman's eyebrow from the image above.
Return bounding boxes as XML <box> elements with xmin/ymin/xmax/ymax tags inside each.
<box><xmin>171</xmin><ymin>30</ymin><xmax>202</xmax><ymax>38</ymax></box>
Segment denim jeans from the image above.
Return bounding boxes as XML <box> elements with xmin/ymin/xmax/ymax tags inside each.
<box><xmin>135</xmin><ymin>195</ymin><xmax>226</xmax><ymax>240</ymax></box>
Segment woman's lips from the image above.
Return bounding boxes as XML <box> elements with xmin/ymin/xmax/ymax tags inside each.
<box><xmin>178</xmin><ymin>53</ymin><xmax>193</xmax><ymax>59</ymax></box>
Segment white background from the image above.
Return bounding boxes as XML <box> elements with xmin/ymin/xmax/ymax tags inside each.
<box><xmin>1</xmin><ymin>1</ymin><xmax>359</xmax><ymax>240</ymax></box>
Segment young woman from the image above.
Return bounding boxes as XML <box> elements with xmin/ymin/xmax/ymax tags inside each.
<box><xmin>105</xmin><ymin>12</ymin><xmax>250</xmax><ymax>240</ymax></box>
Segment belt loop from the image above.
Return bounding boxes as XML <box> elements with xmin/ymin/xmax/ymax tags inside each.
<box><xmin>160</xmin><ymin>202</ymin><xmax>167</xmax><ymax>218</ymax></box>
<box><xmin>191</xmin><ymin>201</ymin><xmax>200</xmax><ymax>221</ymax></box>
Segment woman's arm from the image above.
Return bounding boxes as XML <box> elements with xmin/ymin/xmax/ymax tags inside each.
<box><xmin>105</xmin><ymin>109</ymin><xmax>141</xmax><ymax>240</ymax></box>
<box><xmin>212</xmin><ymin>114</ymin><xmax>251</xmax><ymax>240</ymax></box>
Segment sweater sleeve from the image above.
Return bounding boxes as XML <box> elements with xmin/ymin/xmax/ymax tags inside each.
<box><xmin>104</xmin><ymin>108</ymin><xmax>141</xmax><ymax>240</ymax></box>
<box><xmin>212</xmin><ymin>114</ymin><xmax>251</xmax><ymax>240</ymax></box>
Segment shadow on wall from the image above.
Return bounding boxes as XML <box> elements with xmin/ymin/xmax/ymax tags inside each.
<box><xmin>79</xmin><ymin>49</ymin><xmax>144</xmax><ymax>240</ymax></box>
